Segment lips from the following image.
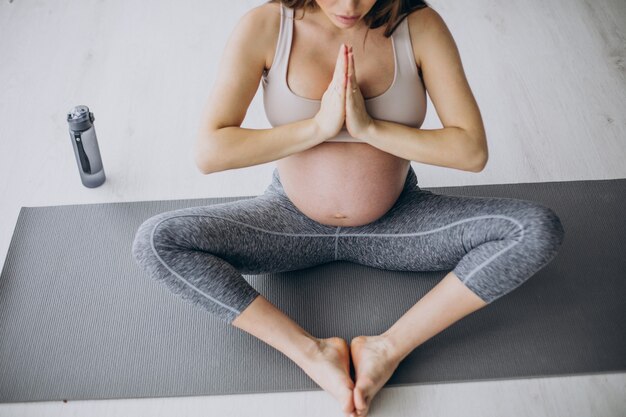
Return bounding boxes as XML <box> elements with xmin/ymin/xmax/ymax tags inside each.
<box><xmin>336</xmin><ymin>14</ymin><xmax>360</xmax><ymax>24</ymax></box>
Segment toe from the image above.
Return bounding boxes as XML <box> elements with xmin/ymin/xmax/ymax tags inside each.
<box><xmin>353</xmin><ymin>385</ymin><xmax>370</xmax><ymax>415</ymax></box>
<box><xmin>340</xmin><ymin>387</ymin><xmax>355</xmax><ymax>413</ymax></box>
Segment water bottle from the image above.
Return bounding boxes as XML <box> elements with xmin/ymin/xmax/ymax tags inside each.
<box><xmin>66</xmin><ymin>105</ymin><xmax>106</xmax><ymax>188</ymax></box>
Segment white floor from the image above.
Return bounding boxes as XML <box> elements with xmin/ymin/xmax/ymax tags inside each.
<box><xmin>1</xmin><ymin>0</ymin><xmax>625</xmax><ymax>416</ymax></box>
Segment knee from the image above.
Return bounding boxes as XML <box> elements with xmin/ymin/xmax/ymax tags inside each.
<box><xmin>522</xmin><ymin>203</ymin><xmax>566</xmax><ymax>259</ymax></box>
<box><xmin>131</xmin><ymin>215</ymin><xmax>158</xmax><ymax>269</ymax></box>
<box><xmin>131</xmin><ymin>213</ymin><xmax>174</xmax><ymax>269</ymax></box>
<box><xmin>132</xmin><ymin>211</ymin><xmax>210</xmax><ymax>270</ymax></box>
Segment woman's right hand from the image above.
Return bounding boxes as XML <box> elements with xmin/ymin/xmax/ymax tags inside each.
<box><xmin>313</xmin><ymin>43</ymin><xmax>348</xmax><ymax>141</ymax></box>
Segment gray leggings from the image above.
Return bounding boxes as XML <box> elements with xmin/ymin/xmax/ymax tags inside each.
<box><xmin>132</xmin><ymin>166</ymin><xmax>565</xmax><ymax>325</ymax></box>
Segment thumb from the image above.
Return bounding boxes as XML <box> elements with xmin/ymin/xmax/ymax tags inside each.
<box><xmin>333</xmin><ymin>43</ymin><xmax>348</xmax><ymax>89</ymax></box>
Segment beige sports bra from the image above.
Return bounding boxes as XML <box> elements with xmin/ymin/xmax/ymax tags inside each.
<box><xmin>261</xmin><ymin>3</ymin><xmax>427</xmax><ymax>142</ymax></box>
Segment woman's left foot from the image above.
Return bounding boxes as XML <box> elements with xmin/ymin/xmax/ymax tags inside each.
<box><xmin>350</xmin><ymin>335</ymin><xmax>401</xmax><ymax>417</ymax></box>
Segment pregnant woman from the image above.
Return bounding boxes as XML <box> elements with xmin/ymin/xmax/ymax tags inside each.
<box><xmin>132</xmin><ymin>1</ymin><xmax>565</xmax><ymax>416</ymax></box>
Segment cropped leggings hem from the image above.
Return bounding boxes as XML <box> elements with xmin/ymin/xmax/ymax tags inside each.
<box><xmin>131</xmin><ymin>166</ymin><xmax>565</xmax><ymax>324</ymax></box>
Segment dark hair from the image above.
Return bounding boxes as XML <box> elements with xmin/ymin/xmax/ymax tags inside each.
<box><xmin>267</xmin><ymin>0</ymin><xmax>430</xmax><ymax>39</ymax></box>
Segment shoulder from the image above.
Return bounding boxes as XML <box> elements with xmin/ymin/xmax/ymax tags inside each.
<box><xmin>237</xmin><ymin>2</ymin><xmax>281</xmax><ymax>71</ymax></box>
<box><xmin>237</xmin><ymin>2</ymin><xmax>280</xmax><ymax>36</ymax></box>
<box><xmin>405</xmin><ymin>6</ymin><xmax>450</xmax><ymax>68</ymax></box>
<box><xmin>406</xmin><ymin>6</ymin><xmax>446</xmax><ymax>36</ymax></box>
<box><xmin>247</xmin><ymin>1</ymin><xmax>281</xmax><ymax>22</ymax></box>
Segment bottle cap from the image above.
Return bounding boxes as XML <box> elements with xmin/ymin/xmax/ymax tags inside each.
<box><xmin>67</xmin><ymin>105</ymin><xmax>95</xmax><ymax>131</ymax></box>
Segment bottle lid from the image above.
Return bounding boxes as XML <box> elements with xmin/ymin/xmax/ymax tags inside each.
<box><xmin>67</xmin><ymin>105</ymin><xmax>95</xmax><ymax>130</ymax></box>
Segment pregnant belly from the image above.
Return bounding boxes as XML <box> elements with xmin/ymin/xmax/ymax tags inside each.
<box><xmin>276</xmin><ymin>142</ymin><xmax>411</xmax><ymax>227</ymax></box>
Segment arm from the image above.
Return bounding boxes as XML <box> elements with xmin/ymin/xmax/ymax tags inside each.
<box><xmin>198</xmin><ymin>119</ymin><xmax>324</xmax><ymax>173</ymax></box>
<box><xmin>361</xmin><ymin>122</ymin><xmax>486</xmax><ymax>172</ymax></box>
<box><xmin>361</xmin><ymin>8</ymin><xmax>488</xmax><ymax>172</ymax></box>
<box><xmin>194</xmin><ymin>4</ymin><xmax>324</xmax><ymax>174</ymax></box>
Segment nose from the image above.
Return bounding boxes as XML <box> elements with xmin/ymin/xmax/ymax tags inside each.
<box><xmin>338</xmin><ymin>0</ymin><xmax>359</xmax><ymax>12</ymax></box>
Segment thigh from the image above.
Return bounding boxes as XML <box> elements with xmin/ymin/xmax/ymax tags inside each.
<box><xmin>139</xmin><ymin>193</ymin><xmax>338</xmax><ymax>275</ymax></box>
<box><xmin>338</xmin><ymin>188</ymin><xmax>559</xmax><ymax>272</ymax></box>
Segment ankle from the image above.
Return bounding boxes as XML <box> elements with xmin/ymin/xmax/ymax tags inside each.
<box><xmin>300</xmin><ymin>334</ymin><xmax>323</xmax><ymax>355</ymax></box>
<box><xmin>379</xmin><ymin>331</ymin><xmax>409</xmax><ymax>364</ymax></box>
<box><xmin>231</xmin><ymin>296</ymin><xmax>322</xmax><ymax>366</ymax></box>
<box><xmin>286</xmin><ymin>334</ymin><xmax>323</xmax><ymax>369</ymax></box>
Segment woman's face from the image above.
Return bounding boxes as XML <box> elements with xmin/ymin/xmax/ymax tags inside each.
<box><xmin>313</xmin><ymin>0</ymin><xmax>378</xmax><ymax>29</ymax></box>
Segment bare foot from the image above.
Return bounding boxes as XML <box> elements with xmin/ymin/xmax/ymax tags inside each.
<box><xmin>298</xmin><ymin>337</ymin><xmax>356</xmax><ymax>416</ymax></box>
<box><xmin>350</xmin><ymin>335</ymin><xmax>401</xmax><ymax>417</ymax></box>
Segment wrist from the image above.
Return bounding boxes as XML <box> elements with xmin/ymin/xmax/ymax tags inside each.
<box><xmin>309</xmin><ymin>116</ymin><xmax>329</xmax><ymax>143</ymax></box>
<box><xmin>362</xmin><ymin>118</ymin><xmax>378</xmax><ymax>141</ymax></box>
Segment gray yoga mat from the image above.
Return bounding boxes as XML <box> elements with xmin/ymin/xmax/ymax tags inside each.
<box><xmin>1</xmin><ymin>177</ymin><xmax>625</xmax><ymax>403</ymax></box>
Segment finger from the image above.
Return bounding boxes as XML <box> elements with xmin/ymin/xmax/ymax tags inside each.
<box><xmin>347</xmin><ymin>48</ymin><xmax>351</xmax><ymax>92</ymax></box>
<box><xmin>352</xmin><ymin>49</ymin><xmax>358</xmax><ymax>90</ymax></box>
<box><xmin>335</xmin><ymin>43</ymin><xmax>346</xmax><ymax>85</ymax></box>
<box><xmin>330</xmin><ymin>45</ymin><xmax>345</xmax><ymax>97</ymax></box>
<box><xmin>344</xmin><ymin>43</ymin><xmax>349</xmax><ymax>83</ymax></box>
<box><xmin>348</xmin><ymin>48</ymin><xmax>357</xmax><ymax>95</ymax></box>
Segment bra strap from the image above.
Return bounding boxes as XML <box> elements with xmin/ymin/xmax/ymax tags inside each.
<box><xmin>271</xmin><ymin>4</ymin><xmax>293</xmax><ymax>79</ymax></box>
<box><xmin>394</xmin><ymin>16</ymin><xmax>419</xmax><ymax>77</ymax></box>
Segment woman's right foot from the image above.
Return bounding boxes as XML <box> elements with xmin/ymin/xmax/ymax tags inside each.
<box><xmin>297</xmin><ymin>337</ymin><xmax>357</xmax><ymax>416</ymax></box>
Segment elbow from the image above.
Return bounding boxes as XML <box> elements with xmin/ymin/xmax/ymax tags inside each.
<box><xmin>195</xmin><ymin>132</ymin><xmax>229</xmax><ymax>174</ymax></box>
<box><xmin>195</xmin><ymin>155</ymin><xmax>214</xmax><ymax>175</ymax></box>
<box><xmin>194</xmin><ymin>146</ymin><xmax>216</xmax><ymax>175</ymax></box>
<box><xmin>196</xmin><ymin>152</ymin><xmax>229</xmax><ymax>175</ymax></box>
<box><xmin>471</xmin><ymin>158</ymin><xmax>487</xmax><ymax>172</ymax></box>
<box><xmin>468</xmin><ymin>144</ymin><xmax>488</xmax><ymax>173</ymax></box>
<box><xmin>461</xmin><ymin>128</ymin><xmax>488</xmax><ymax>172</ymax></box>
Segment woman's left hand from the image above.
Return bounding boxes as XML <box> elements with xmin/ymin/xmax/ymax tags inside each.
<box><xmin>345</xmin><ymin>46</ymin><xmax>374</xmax><ymax>139</ymax></box>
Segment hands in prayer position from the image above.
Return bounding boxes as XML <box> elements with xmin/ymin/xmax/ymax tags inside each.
<box><xmin>313</xmin><ymin>43</ymin><xmax>374</xmax><ymax>141</ymax></box>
